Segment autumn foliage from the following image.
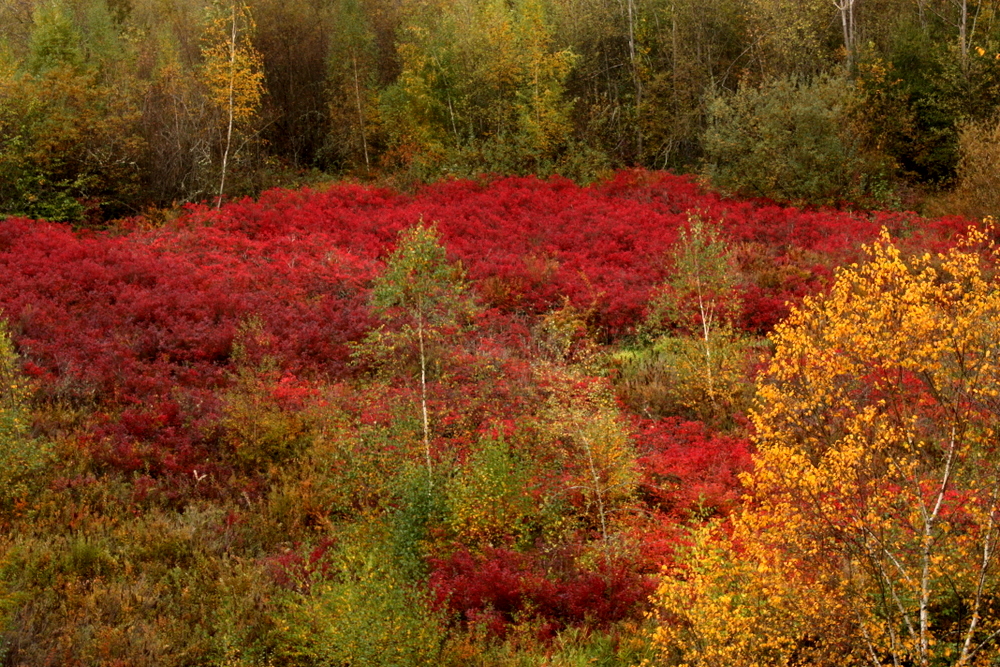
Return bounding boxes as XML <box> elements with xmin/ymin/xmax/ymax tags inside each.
<box><xmin>0</xmin><ymin>171</ymin><xmax>988</xmax><ymax>665</ymax></box>
<box><xmin>654</xmin><ymin>225</ymin><xmax>1000</xmax><ymax>666</ymax></box>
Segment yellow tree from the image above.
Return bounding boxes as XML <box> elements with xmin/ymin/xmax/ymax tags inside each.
<box><xmin>652</xmin><ymin>214</ymin><xmax>745</xmax><ymax>412</ymax></box>
<box><xmin>201</xmin><ymin>0</ymin><xmax>263</xmax><ymax>208</ymax></box>
<box><xmin>653</xmin><ymin>227</ymin><xmax>1000</xmax><ymax>666</ymax></box>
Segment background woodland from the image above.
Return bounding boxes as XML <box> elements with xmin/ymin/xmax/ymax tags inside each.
<box><xmin>4</xmin><ymin>0</ymin><xmax>1000</xmax><ymax>221</ymax></box>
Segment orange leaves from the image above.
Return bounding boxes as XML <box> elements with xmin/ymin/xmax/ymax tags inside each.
<box><xmin>654</xmin><ymin>225</ymin><xmax>1000</xmax><ymax>666</ymax></box>
<box><xmin>651</xmin><ymin>520</ymin><xmax>862</xmax><ymax>667</ymax></box>
<box><xmin>753</xmin><ymin>227</ymin><xmax>1000</xmax><ymax>659</ymax></box>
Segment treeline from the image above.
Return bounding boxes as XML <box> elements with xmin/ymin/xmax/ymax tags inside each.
<box><xmin>3</xmin><ymin>0</ymin><xmax>1000</xmax><ymax>221</ymax></box>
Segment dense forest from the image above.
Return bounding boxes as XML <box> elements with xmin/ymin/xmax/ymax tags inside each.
<box><xmin>4</xmin><ymin>0</ymin><xmax>1000</xmax><ymax>221</ymax></box>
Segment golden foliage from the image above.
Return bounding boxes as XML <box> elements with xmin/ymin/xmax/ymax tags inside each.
<box><xmin>651</xmin><ymin>520</ymin><xmax>861</xmax><ymax>667</ymax></box>
<box><xmin>201</xmin><ymin>0</ymin><xmax>263</xmax><ymax>128</ymax></box>
<box><xmin>200</xmin><ymin>0</ymin><xmax>264</xmax><ymax>202</ymax></box>
<box><xmin>652</xmin><ymin>226</ymin><xmax>1000</xmax><ymax>666</ymax></box>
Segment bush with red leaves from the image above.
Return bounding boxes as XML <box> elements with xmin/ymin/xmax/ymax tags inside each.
<box><xmin>427</xmin><ymin>545</ymin><xmax>655</xmax><ymax>635</ymax></box>
<box><xmin>634</xmin><ymin>417</ymin><xmax>753</xmax><ymax>519</ymax></box>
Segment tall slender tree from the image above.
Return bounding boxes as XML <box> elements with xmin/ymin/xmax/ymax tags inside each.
<box><xmin>201</xmin><ymin>0</ymin><xmax>263</xmax><ymax>207</ymax></box>
<box><xmin>358</xmin><ymin>221</ymin><xmax>478</xmax><ymax>491</ymax></box>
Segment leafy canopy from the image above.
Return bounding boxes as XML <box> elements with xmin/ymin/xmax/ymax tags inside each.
<box><xmin>369</xmin><ymin>220</ymin><xmax>475</xmax><ymax>332</ymax></box>
<box><xmin>655</xmin><ymin>225</ymin><xmax>1000</xmax><ymax>666</ymax></box>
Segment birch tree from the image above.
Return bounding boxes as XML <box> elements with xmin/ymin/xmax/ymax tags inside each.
<box><xmin>359</xmin><ymin>221</ymin><xmax>478</xmax><ymax>492</ymax></box>
<box><xmin>833</xmin><ymin>0</ymin><xmax>856</xmax><ymax>67</ymax></box>
<box><xmin>639</xmin><ymin>212</ymin><xmax>750</xmax><ymax>425</ymax></box>
<box><xmin>201</xmin><ymin>0</ymin><xmax>263</xmax><ymax>208</ymax></box>
<box><xmin>656</xmin><ymin>227</ymin><xmax>1000</xmax><ymax>666</ymax></box>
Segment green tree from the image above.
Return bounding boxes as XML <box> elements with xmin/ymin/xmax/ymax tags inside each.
<box><xmin>380</xmin><ymin>0</ymin><xmax>577</xmax><ymax>178</ymax></box>
<box><xmin>617</xmin><ymin>213</ymin><xmax>752</xmax><ymax>426</ymax></box>
<box><xmin>702</xmin><ymin>72</ymin><xmax>893</xmax><ymax>207</ymax></box>
<box><xmin>745</xmin><ymin>0</ymin><xmax>837</xmax><ymax>76</ymax></box>
<box><xmin>25</xmin><ymin>0</ymin><xmax>83</xmax><ymax>74</ymax></box>
<box><xmin>633</xmin><ymin>0</ymin><xmax>747</xmax><ymax>170</ymax></box>
<box><xmin>113</xmin><ymin>0</ymin><xmax>214</xmax><ymax>205</ymax></box>
<box><xmin>950</xmin><ymin>115</ymin><xmax>1000</xmax><ymax>218</ymax></box>
<box><xmin>533</xmin><ymin>303</ymin><xmax>638</xmax><ymax>551</ymax></box>
<box><xmin>648</xmin><ymin>214</ymin><xmax>741</xmax><ymax>349</ymax></box>
<box><xmin>446</xmin><ymin>433</ymin><xmax>534</xmax><ymax>543</ymax></box>
<box><xmin>0</xmin><ymin>66</ymin><xmax>146</xmax><ymax>222</ymax></box>
<box><xmin>357</xmin><ymin>221</ymin><xmax>477</xmax><ymax>490</ymax></box>
<box><xmin>275</xmin><ymin>526</ymin><xmax>446</xmax><ymax>666</ymax></box>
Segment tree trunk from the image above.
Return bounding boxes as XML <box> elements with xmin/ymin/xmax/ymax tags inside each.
<box><xmin>418</xmin><ymin>318</ymin><xmax>432</xmax><ymax>492</ymax></box>
<box><xmin>217</xmin><ymin>1</ymin><xmax>238</xmax><ymax>210</ymax></box>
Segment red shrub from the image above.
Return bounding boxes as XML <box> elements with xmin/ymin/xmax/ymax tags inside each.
<box><xmin>427</xmin><ymin>544</ymin><xmax>655</xmax><ymax>633</ymax></box>
<box><xmin>634</xmin><ymin>417</ymin><xmax>753</xmax><ymax>519</ymax></box>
